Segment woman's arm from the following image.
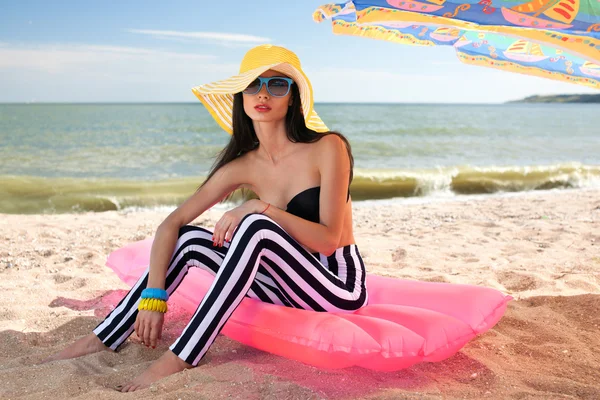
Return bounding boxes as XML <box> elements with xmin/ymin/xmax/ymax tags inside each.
<box><xmin>262</xmin><ymin>134</ymin><xmax>350</xmax><ymax>256</ymax></box>
<box><xmin>146</xmin><ymin>158</ymin><xmax>247</xmax><ymax>289</ymax></box>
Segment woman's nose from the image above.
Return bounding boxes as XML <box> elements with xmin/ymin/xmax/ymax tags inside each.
<box><xmin>257</xmin><ymin>84</ymin><xmax>270</xmax><ymax>99</ymax></box>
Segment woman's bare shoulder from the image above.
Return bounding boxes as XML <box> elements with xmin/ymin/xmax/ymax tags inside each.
<box><xmin>316</xmin><ymin>132</ymin><xmax>343</xmax><ymax>148</ymax></box>
<box><xmin>312</xmin><ymin>133</ymin><xmax>346</xmax><ymax>161</ymax></box>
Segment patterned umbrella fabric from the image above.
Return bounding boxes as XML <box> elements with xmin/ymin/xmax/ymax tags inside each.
<box><xmin>314</xmin><ymin>1</ymin><xmax>600</xmax><ymax>88</ymax></box>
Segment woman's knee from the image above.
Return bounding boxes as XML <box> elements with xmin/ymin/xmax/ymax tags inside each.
<box><xmin>177</xmin><ymin>225</ymin><xmax>212</xmax><ymax>239</ymax></box>
<box><xmin>173</xmin><ymin>225</ymin><xmax>215</xmax><ymax>257</ymax></box>
<box><xmin>234</xmin><ymin>213</ymin><xmax>279</xmax><ymax>239</ymax></box>
<box><xmin>227</xmin><ymin>214</ymin><xmax>287</xmax><ymax>254</ymax></box>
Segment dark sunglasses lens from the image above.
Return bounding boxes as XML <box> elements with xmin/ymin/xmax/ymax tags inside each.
<box><xmin>267</xmin><ymin>78</ymin><xmax>290</xmax><ymax>97</ymax></box>
<box><xmin>243</xmin><ymin>79</ymin><xmax>261</xmax><ymax>94</ymax></box>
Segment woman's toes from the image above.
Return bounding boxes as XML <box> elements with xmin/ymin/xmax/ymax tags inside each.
<box><xmin>126</xmin><ymin>385</ymin><xmax>138</xmax><ymax>392</ymax></box>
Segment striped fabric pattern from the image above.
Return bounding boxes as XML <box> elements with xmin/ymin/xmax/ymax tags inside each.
<box><xmin>93</xmin><ymin>214</ymin><xmax>367</xmax><ymax>366</ymax></box>
<box><xmin>191</xmin><ymin>45</ymin><xmax>329</xmax><ymax>134</ymax></box>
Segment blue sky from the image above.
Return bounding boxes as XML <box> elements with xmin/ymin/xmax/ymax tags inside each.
<box><xmin>1</xmin><ymin>0</ymin><xmax>597</xmax><ymax>103</ymax></box>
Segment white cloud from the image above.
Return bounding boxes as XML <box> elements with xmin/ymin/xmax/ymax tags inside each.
<box><xmin>0</xmin><ymin>43</ymin><xmax>217</xmax><ymax>73</ymax></box>
<box><xmin>126</xmin><ymin>29</ymin><xmax>271</xmax><ymax>45</ymax></box>
<box><xmin>0</xmin><ymin>42</ymin><xmax>240</xmax><ymax>102</ymax></box>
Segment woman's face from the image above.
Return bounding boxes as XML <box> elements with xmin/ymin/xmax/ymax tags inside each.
<box><xmin>242</xmin><ymin>69</ymin><xmax>293</xmax><ymax>125</ymax></box>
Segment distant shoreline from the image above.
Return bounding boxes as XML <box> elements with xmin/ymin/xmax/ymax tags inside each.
<box><xmin>507</xmin><ymin>93</ymin><xmax>600</xmax><ymax>104</ymax></box>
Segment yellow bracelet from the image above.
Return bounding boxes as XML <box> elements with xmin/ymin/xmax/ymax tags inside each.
<box><xmin>138</xmin><ymin>298</ymin><xmax>168</xmax><ymax>313</ymax></box>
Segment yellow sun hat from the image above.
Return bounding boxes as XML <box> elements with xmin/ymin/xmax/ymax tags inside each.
<box><xmin>191</xmin><ymin>44</ymin><xmax>329</xmax><ymax>135</ymax></box>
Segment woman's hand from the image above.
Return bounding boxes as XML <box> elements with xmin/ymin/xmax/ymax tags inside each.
<box><xmin>212</xmin><ymin>199</ymin><xmax>263</xmax><ymax>247</ymax></box>
<box><xmin>134</xmin><ymin>310</ymin><xmax>164</xmax><ymax>348</ymax></box>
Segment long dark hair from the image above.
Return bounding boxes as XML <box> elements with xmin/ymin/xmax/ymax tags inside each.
<box><xmin>198</xmin><ymin>82</ymin><xmax>354</xmax><ymax>201</ymax></box>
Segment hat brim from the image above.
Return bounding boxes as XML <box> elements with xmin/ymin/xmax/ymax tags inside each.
<box><xmin>192</xmin><ymin>63</ymin><xmax>328</xmax><ymax>134</ymax></box>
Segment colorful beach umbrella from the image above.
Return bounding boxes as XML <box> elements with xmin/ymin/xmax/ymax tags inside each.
<box><xmin>313</xmin><ymin>1</ymin><xmax>600</xmax><ymax>88</ymax></box>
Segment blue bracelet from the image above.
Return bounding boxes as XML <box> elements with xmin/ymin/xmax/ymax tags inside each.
<box><xmin>141</xmin><ymin>288</ymin><xmax>169</xmax><ymax>301</ymax></box>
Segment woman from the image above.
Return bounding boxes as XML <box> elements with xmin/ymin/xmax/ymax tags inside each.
<box><xmin>42</xmin><ymin>44</ymin><xmax>368</xmax><ymax>392</ymax></box>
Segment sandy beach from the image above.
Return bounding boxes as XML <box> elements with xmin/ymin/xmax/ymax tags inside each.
<box><xmin>1</xmin><ymin>188</ymin><xmax>599</xmax><ymax>399</ymax></box>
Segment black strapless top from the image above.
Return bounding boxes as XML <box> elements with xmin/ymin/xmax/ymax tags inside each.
<box><xmin>284</xmin><ymin>186</ymin><xmax>350</xmax><ymax>223</ymax></box>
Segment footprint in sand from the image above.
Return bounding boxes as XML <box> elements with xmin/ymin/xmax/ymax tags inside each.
<box><xmin>448</xmin><ymin>252</ymin><xmax>479</xmax><ymax>263</ymax></box>
<box><xmin>583</xmin><ymin>233</ymin><xmax>600</xmax><ymax>243</ymax></box>
<box><xmin>0</xmin><ymin>309</ymin><xmax>18</xmax><ymax>321</ymax></box>
<box><xmin>501</xmin><ymin>244</ymin><xmax>539</xmax><ymax>257</ymax></box>
<box><xmin>564</xmin><ymin>279</ymin><xmax>598</xmax><ymax>292</ymax></box>
<box><xmin>52</xmin><ymin>274</ymin><xmax>74</xmax><ymax>284</ymax></box>
<box><xmin>423</xmin><ymin>276</ymin><xmax>449</xmax><ymax>283</ymax></box>
<box><xmin>496</xmin><ymin>271</ymin><xmax>539</xmax><ymax>292</ymax></box>
<box><xmin>59</xmin><ymin>277</ymin><xmax>88</xmax><ymax>289</ymax></box>
<box><xmin>474</xmin><ymin>221</ymin><xmax>499</xmax><ymax>228</ymax></box>
<box><xmin>130</xmin><ymin>232</ymin><xmax>147</xmax><ymax>241</ymax></box>
<box><xmin>392</xmin><ymin>247</ymin><xmax>407</xmax><ymax>262</ymax></box>
<box><xmin>36</xmin><ymin>248</ymin><xmax>54</xmax><ymax>257</ymax></box>
<box><xmin>482</xmin><ymin>230</ymin><xmax>502</xmax><ymax>239</ymax></box>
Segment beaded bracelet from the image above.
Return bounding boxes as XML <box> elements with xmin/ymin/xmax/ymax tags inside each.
<box><xmin>138</xmin><ymin>298</ymin><xmax>168</xmax><ymax>313</ymax></box>
<box><xmin>141</xmin><ymin>288</ymin><xmax>169</xmax><ymax>301</ymax></box>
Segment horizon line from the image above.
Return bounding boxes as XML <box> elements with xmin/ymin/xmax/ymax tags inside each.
<box><xmin>0</xmin><ymin>100</ymin><xmax>512</xmax><ymax>105</ymax></box>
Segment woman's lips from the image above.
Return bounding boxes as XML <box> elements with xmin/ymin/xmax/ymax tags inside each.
<box><xmin>254</xmin><ymin>104</ymin><xmax>271</xmax><ymax>112</ymax></box>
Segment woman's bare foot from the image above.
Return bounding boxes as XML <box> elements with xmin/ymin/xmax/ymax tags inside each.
<box><xmin>117</xmin><ymin>350</ymin><xmax>192</xmax><ymax>392</ymax></box>
<box><xmin>40</xmin><ymin>333</ymin><xmax>113</xmax><ymax>364</ymax></box>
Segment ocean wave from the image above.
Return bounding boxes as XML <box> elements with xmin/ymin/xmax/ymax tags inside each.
<box><xmin>1</xmin><ymin>163</ymin><xmax>599</xmax><ymax>214</ymax></box>
<box><xmin>352</xmin><ymin>163</ymin><xmax>600</xmax><ymax>198</ymax></box>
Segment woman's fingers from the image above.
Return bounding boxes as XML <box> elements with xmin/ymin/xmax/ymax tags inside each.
<box><xmin>212</xmin><ymin>219</ymin><xmax>223</xmax><ymax>246</ymax></box>
<box><xmin>149</xmin><ymin>328</ymin><xmax>159</xmax><ymax>348</ymax></box>
<box><xmin>144</xmin><ymin>321</ymin><xmax>152</xmax><ymax>347</ymax></box>
<box><xmin>134</xmin><ymin>316</ymin><xmax>140</xmax><ymax>337</ymax></box>
<box><xmin>214</xmin><ymin>209</ymin><xmax>243</xmax><ymax>247</ymax></box>
<box><xmin>137</xmin><ymin>319</ymin><xmax>145</xmax><ymax>344</ymax></box>
<box><xmin>212</xmin><ymin>229</ymin><xmax>220</xmax><ymax>247</ymax></box>
<box><xmin>213</xmin><ymin>218</ymin><xmax>232</xmax><ymax>247</ymax></box>
<box><xmin>221</xmin><ymin>220</ymin><xmax>235</xmax><ymax>246</ymax></box>
<box><xmin>225</xmin><ymin>224</ymin><xmax>237</xmax><ymax>243</ymax></box>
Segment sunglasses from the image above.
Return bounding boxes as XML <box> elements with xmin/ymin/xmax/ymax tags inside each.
<box><xmin>243</xmin><ymin>77</ymin><xmax>294</xmax><ymax>97</ymax></box>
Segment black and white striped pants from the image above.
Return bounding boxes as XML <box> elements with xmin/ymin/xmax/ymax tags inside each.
<box><xmin>93</xmin><ymin>213</ymin><xmax>368</xmax><ymax>366</ymax></box>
